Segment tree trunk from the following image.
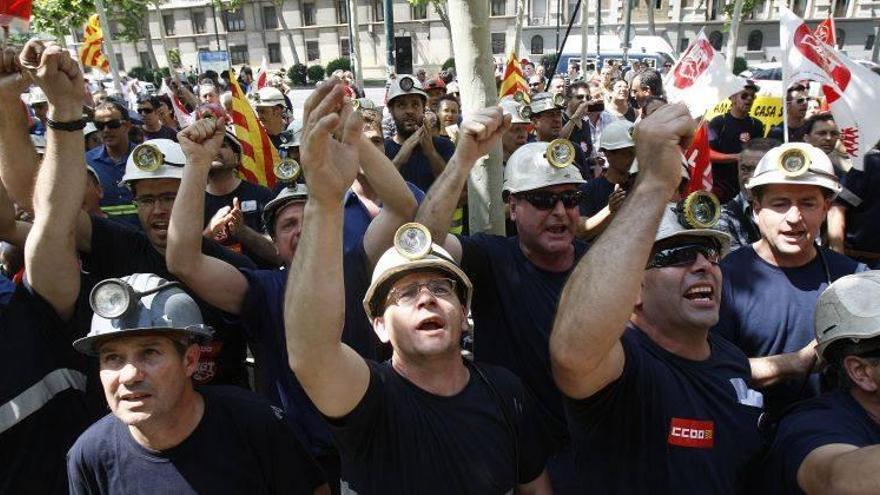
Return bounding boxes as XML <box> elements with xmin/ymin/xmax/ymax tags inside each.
<box><xmin>275</xmin><ymin>0</ymin><xmax>301</xmax><ymax>65</ymax></box>
<box><xmin>447</xmin><ymin>0</ymin><xmax>505</xmax><ymax>235</ymax></box>
<box><xmin>645</xmin><ymin>0</ymin><xmax>656</xmax><ymax>36</ymax></box>
<box><xmin>432</xmin><ymin>1</ymin><xmax>455</xmax><ymax>59</ymax></box>
<box><xmin>513</xmin><ymin>0</ymin><xmax>526</xmax><ymax>55</ymax></box>
<box><xmin>725</xmin><ymin>0</ymin><xmax>743</xmax><ymax>71</ymax></box>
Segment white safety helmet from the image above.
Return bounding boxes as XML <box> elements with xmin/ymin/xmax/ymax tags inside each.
<box><xmin>285</xmin><ymin>120</ymin><xmax>303</xmax><ymax>148</ymax></box>
<box><xmin>83</xmin><ymin>121</ymin><xmax>100</xmax><ymax>138</ymax></box>
<box><xmin>500</xmin><ymin>97</ymin><xmax>532</xmax><ymax>124</ymax></box>
<box><xmin>503</xmin><ymin>141</ymin><xmax>586</xmax><ymax>198</ymax></box>
<box><xmin>28</xmin><ymin>87</ymin><xmax>47</xmax><ymax>105</ymax></box>
<box><xmin>745</xmin><ymin>142</ymin><xmax>842</xmax><ymax>197</ymax></box>
<box><xmin>263</xmin><ymin>183</ymin><xmax>308</xmax><ymax>237</ymax></box>
<box><xmin>386</xmin><ymin>74</ymin><xmax>427</xmax><ymax>105</ymax></box>
<box><xmin>74</xmin><ymin>273</ymin><xmax>213</xmax><ymax>356</ymax></box>
<box><xmin>654</xmin><ymin>193</ymin><xmax>732</xmax><ymax>256</ymax></box>
<box><xmin>815</xmin><ymin>271</ymin><xmax>880</xmax><ymax>361</ymax></box>
<box><xmin>119</xmin><ymin>139</ymin><xmax>186</xmax><ymax>188</ymax></box>
<box><xmin>364</xmin><ymin>223</ymin><xmax>472</xmax><ymax>319</ymax></box>
<box><xmin>600</xmin><ymin>120</ymin><xmax>635</xmax><ymax>151</ymax></box>
<box><xmin>30</xmin><ymin>134</ymin><xmax>46</xmax><ymax>155</ymax></box>
<box><xmin>530</xmin><ymin>92</ymin><xmax>565</xmax><ymax>115</ymax></box>
<box><xmin>251</xmin><ymin>86</ymin><xmax>287</xmax><ymax>107</ymax></box>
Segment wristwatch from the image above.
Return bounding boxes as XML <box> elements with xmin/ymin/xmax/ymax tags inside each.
<box><xmin>46</xmin><ymin>118</ymin><xmax>88</xmax><ymax>131</ymax></box>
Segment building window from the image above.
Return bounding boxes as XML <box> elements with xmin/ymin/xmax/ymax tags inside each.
<box><xmin>303</xmin><ymin>2</ymin><xmax>316</xmax><ymax>26</ymax></box>
<box><xmin>373</xmin><ymin>0</ymin><xmax>384</xmax><ymax>21</ymax></box>
<box><xmin>530</xmin><ymin>35</ymin><xmax>543</xmax><ymax>54</ymax></box>
<box><xmin>263</xmin><ymin>6</ymin><xmax>278</xmax><ymax>29</ymax></box>
<box><xmin>491</xmin><ymin>0</ymin><xmax>506</xmax><ymax>16</ymax></box>
<box><xmin>117</xmin><ymin>53</ymin><xmax>126</xmax><ymax>71</ymax></box>
<box><xmin>746</xmin><ymin>30</ymin><xmax>763</xmax><ymax>51</ymax></box>
<box><xmin>268</xmin><ymin>42</ymin><xmax>282</xmax><ymax>63</ymax></box>
<box><xmin>138</xmin><ymin>52</ymin><xmax>150</xmax><ymax>69</ymax></box>
<box><xmin>224</xmin><ymin>9</ymin><xmax>246</xmax><ymax>32</ymax></box>
<box><xmin>491</xmin><ymin>33</ymin><xmax>506</xmax><ymax>54</ymax></box>
<box><xmin>230</xmin><ymin>45</ymin><xmax>249</xmax><ymax>65</ymax></box>
<box><xmin>412</xmin><ymin>3</ymin><xmax>427</xmax><ymax>19</ymax></box>
<box><xmin>836</xmin><ymin>28</ymin><xmax>846</xmax><ymax>49</ymax></box>
<box><xmin>336</xmin><ymin>0</ymin><xmax>348</xmax><ymax>23</ymax></box>
<box><xmin>192</xmin><ymin>11</ymin><xmax>206</xmax><ymax>34</ymax></box>
<box><xmin>708</xmin><ymin>30</ymin><xmax>723</xmax><ymax>51</ymax></box>
<box><xmin>866</xmin><ymin>34</ymin><xmax>876</xmax><ymax>50</ymax></box>
<box><xmin>678</xmin><ymin>37</ymin><xmax>690</xmax><ymax>52</ymax></box>
<box><xmin>163</xmin><ymin>14</ymin><xmax>175</xmax><ymax>36</ymax></box>
<box><xmin>834</xmin><ymin>0</ymin><xmax>848</xmax><ymax>17</ymax></box>
<box><xmin>307</xmin><ymin>40</ymin><xmax>320</xmax><ymax>61</ymax></box>
<box><xmin>340</xmin><ymin>38</ymin><xmax>350</xmax><ymax>57</ymax></box>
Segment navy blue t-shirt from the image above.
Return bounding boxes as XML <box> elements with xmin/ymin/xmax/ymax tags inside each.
<box><xmin>564</xmin><ymin>326</ymin><xmax>765</xmax><ymax>494</ymax></box>
<box><xmin>837</xmin><ymin>152</ymin><xmax>880</xmax><ymax>259</ymax></box>
<box><xmin>713</xmin><ymin>245</ymin><xmax>867</xmax><ymax>413</ymax></box>
<box><xmin>578</xmin><ymin>175</ymin><xmax>615</xmax><ymax>217</ymax></box>
<box><xmin>67</xmin><ymin>386</ymin><xmax>325</xmax><ymax>494</ymax></box>
<box><xmin>238</xmin><ymin>246</ymin><xmax>386</xmax><ymax>456</ymax></box>
<box><xmin>460</xmin><ymin>234</ymin><xmax>588</xmax><ymax>453</ymax></box>
<box><xmin>327</xmin><ymin>360</ymin><xmax>547</xmax><ymax>494</ymax></box>
<box><xmin>763</xmin><ymin>389</ymin><xmax>880</xmax><ymax>495</ymax></box>
<box><xmin>342</xmin><ymin>183</ymin><xmax>425</xmax><ymax>254</ymax></box>
<box><xmin>1</xmin><ymin>283</ymin><xmax>95</xmax><ymax>495</ymax></box>
<box><xmin>383</xmin><ymin>136</ymin><xmax>455</xmax><ymax>192</ymax></box>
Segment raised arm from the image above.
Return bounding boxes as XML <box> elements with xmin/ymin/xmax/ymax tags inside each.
<box><xmin>0</xmin><ymin>47</ymin><xmax>40</xmax><ymax>209</ymax></box>
<box><xmin>167</xmin><ymin>117</ymin><xmax>250</xmax><ymax>315</ymax></box>
<box><xmin>20</xmin><ymin>41</ymin><xmax>87</xmax><ymax>321</ymax></box>
<box><xmin>359</xmin><ymin>135</ymin><xmax>419</xmax><ymax>266</ymax></box>
<box><xmin>415</xmin><ymin>108</ymin><xmax>511</xmax><ymax>262</ymax></box>
<box><xmin>798</xmin><ymin>444</ymin><xmax>880</xmax><ymax>495</ymax></box>
<box><xmin>284</xmin><ymin>79</ymin><xmax>370</xmax><ymax>418</ymax></box>
<box><xmin>550</xmin><ymin>103</ymin><xmax>695</xmax><ymax>400</ymax></box>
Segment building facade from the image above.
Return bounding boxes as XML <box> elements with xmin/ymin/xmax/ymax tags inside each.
<box><xmin>86</xmin><ymin>0</ymin><xmax>879</xmax><ymax>80</ymax></box>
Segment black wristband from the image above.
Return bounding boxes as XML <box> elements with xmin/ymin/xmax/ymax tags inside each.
<box><xmin>46</xmin><ymin>118</ymin><xmax>87</xmax><ymax>131</ymax></box>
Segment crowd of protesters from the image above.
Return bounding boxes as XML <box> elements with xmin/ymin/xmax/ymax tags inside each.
<box><xmin>2</xmin><ymin>36</ymin><xmax>880</xmax><ymax>495</ymax></box>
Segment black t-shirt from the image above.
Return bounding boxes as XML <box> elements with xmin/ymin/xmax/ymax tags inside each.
<box><xmin>67</xmin><ymin>386</ymin><xmax>326</xmax><ymax>494</ymax></box>
<box><xmin>767</xmin><ymin>123</ymin><xmax>808</xmax><ymax>143</ymax></box>
<box><xmin>459</xmin><ymin>234</ymin><xmax>588</xmax><ymax>453</ymax></box>
<box><xmin>142</xmin><ymin>125</ymin><xmax>179</xmax><ymax>141</ymax></box>
<box><xmin>579</xmin><ymin>175</ymin><xmax>615</xmax><ymax>217</ymax></box>
<box><xmin>763</xmin><ymin>389</ymin><xmax>880</xmax><ymax>495</ymax></box>
<box><xmin>708</xmin><ymin>113</ymin><xmax>765</xmax><ymax>202</ymax></box>
<box><xmin>327</xmin><ymin>360</ymin><xmax>547</xmax><ymax>494</ymax></box>
<box><xmin>81</xmin><ymin>216</ymin><xmax>257</xmax><ymax>388</ymax></box>
<box><xmin>383</xmin><ymin>135</ymin><xmax>455</xmax><ymax>192</ymax></box>
<box><xmin>713</xmin><ymin>246</ymin><xmax>867</xmax><ymax>414</ymax></box>
<box><xmin>0</xmin><ymin>283</ymin><xmax>96</xmax><ymax>495</ymax></box>
<box><xmin>564</xmin><ymin>326</ymin><xmax>765</xmax><ymax>494</ymax></box>
<box><xmin>204</xmin><ymin>180</ymin><xmax>276</xmax><ymax>268</ymax></box>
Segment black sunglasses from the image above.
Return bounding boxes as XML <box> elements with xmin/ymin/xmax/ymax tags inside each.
<box><xmin>94</xmin><ymin>119</ymin><xmax>124</xmax><ymax>131</ymax></box>
<box><xmin>647</xmin><ymin>242</ymin><xmax>721</xmax><ymax>269</ymax></box>
<box><xmin>518</xmin><ymin>190</ymin><xmax>582</xmax><ymax>210</ymax></box>
<box><xmin>137</xmin><ymin>107</ymin><xmax>154</xmax><ymax>115</ymax></box>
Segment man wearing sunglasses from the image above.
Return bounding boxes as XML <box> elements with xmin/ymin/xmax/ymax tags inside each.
<box><xmin>708</xmin><ymin>80</ymin><xmax>766</xmax><ymax>203</ymax></box>
<box><xmin>284</xmin><ymin>83</ymin><xmax>551</xmax><ymax>494</ymax></box>
<box><xmin>768</xmin><ymin>84</ymin><xmax>809</xmax><ymax>143</ymax></box>
<box><xmin>86</xmin><ymin>100</ymin><xmax>138</xmax><ymax>226</ymax></box>
<box><xmin>714</xmin><ymin>143</ymin><xmax>867</xmax><ymax>417</ymax></box>
<box><xmin>551</xmin><ymin>103</ymin><xmax>765</xmax><ymax>493</ymax></box>
<box><xmin>529</xmin><ymin>74</ymin><xmax>546</xmax><ymax>93</ymax></box>
<box><xmin>137</xmin><ymin>96</ymin><xmax>178</xmax><ymax>142</ymax></box>
<box><xmin>417</xmin><ymin>133</ymin><xmax>587</xmax><ymax>490</ymax></box>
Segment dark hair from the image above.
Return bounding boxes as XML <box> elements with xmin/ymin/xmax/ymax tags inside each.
<box><xmin>742</xmin><ymin>137</ymin><xmax>781</xmax><ymax>154</ymax></box>
<box><xmin>155</xmin><ymin>94</ymin><xmax>173</xmax><ymax>110</ymax></box>
<box><xmin>95</xmin><ymin>101</ymin><xmax>130</xmax><ymax>121</ymax></box>
<box><xmin>436</xmin><ymin>94</ymin><xmax>460</xmax><ymax>110</ymax></box>
<box><xmin>823</xmin><ymin>337</ymin><xmax>880</xmax><ymax>390</ymax></box>
<box><xmin>637</xmin><ymin>70</ymin><xmax>664</xmax><ymax>97</ymax></box>
<box><xmin>137</xmin><ymin>95</ymin><xmax>161</xmax><ymax>109</ymax></box>
<box><xmin>804</xmin><ymin>112</ymin><xmax>836</xmax><ymax>135</ymax></box>
<box><xmin>786</xmin><ymin>83</ymin><xmax>807</xmax><ymax>98</ymax></box>
<box><xmin>569</xmin><ymin>81</ymin><xmax>589</xmax><ymax>93</ymax></box>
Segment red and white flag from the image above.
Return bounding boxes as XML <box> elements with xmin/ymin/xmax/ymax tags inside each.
<box><xmin>664</xmin><ymin>30</ymin><xmax>745</xmax><ymax>119</ymax></box>
<box><xmin>0</xmin><ymin>0</ymin><xmax>32</xmax><ymax>34</ymax></box>
<box><xmin>780</xmin><ymin>7</ymin><xmax>880</xmax><ymax>170</ymax></box>
<box><xmin>686</xmin><ymin>122</ymin><xmax>713</xmax><ymax>193</ymax></box>
<box><xmin>813</xmin><ymin>17</ymin><xmax>836</xmax><ymax>46</ymax></box>
<box><xmin>160</xmin><ymin>78</ymin><xmax>193</xmax><ymax>128</ymax></box>
<box><xmin>254</xmin><ymin>56</ymin><xmax>269</xmax><ymax>91</ymax></box>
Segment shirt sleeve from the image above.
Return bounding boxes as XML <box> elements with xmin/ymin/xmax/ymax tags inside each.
<box><xmin>325</xmin><ymin>361</ymin><xmax>386</xmax><ymax>456</ymax></box>
<box><xmin>708</xmin><ymin>116</ymin><xmax>724</xmax><ymax>147</ymax></box>
<box><xmin>85</xmin><ymin>216</ymin><xmax>147</xmax><ymax>277</ymax></box>
<box><xmin>201</xmin><ymin>237</ymin><xmax>258</xmax><ymax>269</ymax></box>
<box><xmin>66</xmin><ymin>443</ymin><xmax>98</xmax><ymax>495</ymax></box>
<box><xmin>263</xmin><ymin>402</ymin><xmax>328</xmax><ymax>493</ymax></box>
<box><xmin>458</xmin><ymin>234</ymin><xmax>494</xmax><ymax>295</ymax></box>
<box><xmin>435</xmin><ymin>136</ymin><xmax>456</xmax><ymax>162</ymax></box>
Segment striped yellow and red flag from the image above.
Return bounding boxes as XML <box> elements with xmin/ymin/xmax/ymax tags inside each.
<box><xmin>228</xmin><ymin>75</ymin><xmax>280</xmax><ymax>188</ymax></box>
<box><xmin>79</xmin><ymin>14</ymin><xmax>110</xmax><ymax>72</ymax></box>
<box><xmin>498</xmin><ymin>52</ymin><xmax>530</xmax><ymax>102</ymax></box>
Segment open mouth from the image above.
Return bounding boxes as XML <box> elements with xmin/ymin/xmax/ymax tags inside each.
<box><xmin>416</xmin><ymin>316</ymin><xmax>445</xmax><ymax>331</ymax></box>
<box><xmin>683</xmin><ymin>285</ymin><xmax>714</xmax><ymax>302</ymax></box>
<box><xmin>120</xmin><ymin>392</ymin><xmax>151</xmax><ymax>402</ymax></box>
<box><xmin>546</xmin><ymin>225</ymin><xmax>567</xmax><ymax>234</ymax></box>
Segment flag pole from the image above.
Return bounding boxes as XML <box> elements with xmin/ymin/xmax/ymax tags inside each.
<box><xmin>92</xmin><ymin>0</ymin><xmax>124</xmax><ymax>95</ymax></box>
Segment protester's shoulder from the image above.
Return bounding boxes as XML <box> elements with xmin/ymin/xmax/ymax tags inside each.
<box><xmin>202</xmin><ymin>238</ymin><xmax>257</xmax><ymax>269</ymax></box>
<box><xmin>821</xmin><ymin>246</ymin><xmax>869</xmax><ymax>274</ymax></box>
<box><xmin>69</xmin><ymin>413</ymin><xmax>120</xmax><ymax>458</ymax></box>
<box><xmin>238</xmin><ymin>180</ymin><xmax>274</xmax><ymax>201</ymax></box>
<box><xmin>708</xmin><ymin>114</ymin><xmax>726</xmax><ymax>127</ymax></box>
<box><xmin>720</xmin><ymin>243</ymin><xmax>758</xmax><ymax>269</ymax></box>
<box><xmin>85</xmin><ymin>145</ymin><xmax>104</xmax><ymax>162</ymax></box>
<box><xmin>776</xmin><ymin>390</ymin><xmax>868</xmax><ymax>441</ymax></box>
<box><xmin>458</xmin><ymin>232</ymin><xmax>512</xmax><ymax>256</ymax></box>
<box><xmin>201</xmin><ymin>385</ymin><xmax>284</xmax><ymax>422</ymax></box>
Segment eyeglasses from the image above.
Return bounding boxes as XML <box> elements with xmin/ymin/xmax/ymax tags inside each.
<box><xmin>787</xmin><ymin>97</ymin><xmax>808</xmax><ymax>105</ymax></box>
<box><xmin>518</xmin><ymin>190</ymin><xmax>583</xmax><ymax>210</ymax></box>
<box><xmin>137</xmin><ymin>107</ymin><xmax>154</xmax><ymax>115</ymax></box>
<box><xmin>574</xmin><ymin>94</ymin><xmax>587</xmax><ymax>100</ymax></box>
<box><xmin>646</xmin><ymin>242</ymin><xmax>721</xmax><ymax>269</ymax></box>
<box><xmin>387</xmin><ymin>278</ymin><xmax>458</xmax><ymax>307</ymax></box>
<box><xmin>94</xmin><ymin>119</ymin><xmax>124</xmax><ymax>131</ymax></box>
<box><xmin>739</xmin><ymin>92</ymin><xmax>756</xmax><ymax>101</ymax></box>
<box><xmin>132</xmin><ymin>192</ymin><xmax>177</xmax><ymax>209</ymax></box>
